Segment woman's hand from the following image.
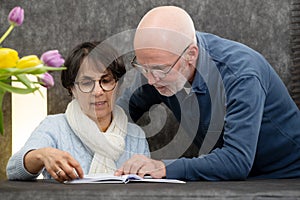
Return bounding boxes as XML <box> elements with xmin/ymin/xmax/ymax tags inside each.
<box><xmin>24</xmin><ymin>147</ymin><xmax>84</xmax><ymax>183</ymax></box>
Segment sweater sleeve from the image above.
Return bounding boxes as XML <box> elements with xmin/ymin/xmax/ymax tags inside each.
<box><xmin>6</xmin><ymin>149</ymin><xmax>41</xmax><ymax>180</ymax></box>
<box><xmin>6</xmin><ymin>116</ymin><xmax>60</xmax><ymax>180</ymax></box>
<box><xmin>163</xmin><ymin>76</ymin><xmax>266</xmax><ymax>180</ymax></box>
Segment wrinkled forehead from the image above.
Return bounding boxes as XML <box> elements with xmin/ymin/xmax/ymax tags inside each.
<box><xmin>134</xmin><ymin>28</ymin><xmax>194</xmax><ymax>55</ymax></box>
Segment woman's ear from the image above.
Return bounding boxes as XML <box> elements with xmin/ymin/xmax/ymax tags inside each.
<box><xmin>71</xmin><ymin>87</ymin><xmax>77</xmax><ymax>99</ymax></box>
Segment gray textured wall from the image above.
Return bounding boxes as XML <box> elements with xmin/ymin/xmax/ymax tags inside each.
<box><xmin>0</xmin><ymin>0</ymin><xmax>292</xmax><ymax>112</ymax></box>
<box><xmin>0</xmin><ymin>0</ymin><xmax>294</xmax><ymax>178</ymax></box>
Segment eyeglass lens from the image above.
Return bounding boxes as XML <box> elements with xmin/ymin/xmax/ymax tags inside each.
<box><xmin>131</xmin><ymin>44</ymin><xmax>191</xmax><ymax>79</ymax></box>
<box><xmin>77</xmin><ymin>77</ymin><xmax>116</xmax><ymax>93</ymax></box>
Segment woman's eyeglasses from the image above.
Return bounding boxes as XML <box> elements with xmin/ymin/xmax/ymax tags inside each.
<box><xmin>74</xmin><ymin>76</ymin><xmax>117</xmax><ymax>93</ymax></box>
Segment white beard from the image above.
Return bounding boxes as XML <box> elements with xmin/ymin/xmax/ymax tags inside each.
<box><xmin>156</xmin><ymin>61</ymin><xmax>191</xmax><ymax>96</ymax></box>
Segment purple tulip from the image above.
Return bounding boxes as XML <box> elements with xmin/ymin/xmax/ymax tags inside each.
<box><xmin>39</xmin><ymin>72</ymin><xmax>54</xmax><ymax>89</ymax></box>
<box><xmin>8</xmin><ymin>6</ymin><xmax>24</xmax><ymax>26</ymax></box>
<box><xmin>41</xmin><ymin>50</ymin><xmax>65</xmax><ymax>68</ymax></box>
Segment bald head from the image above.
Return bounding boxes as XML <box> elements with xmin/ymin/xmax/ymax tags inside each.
<box><xmin>134</xmin><ymin>6</ymin><xmax>196</xmax><ymax>54</ymax></box>
<box><xmin>138</xmin><ymin>6</ymin><xmax>195</xmax><ymax>40</ymax></box>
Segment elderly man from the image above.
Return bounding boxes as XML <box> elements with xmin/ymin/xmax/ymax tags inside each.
<box><xmin>116</xmin><ymin>6</ymin><xmax>300</xmax><ymax>180</ymax></box>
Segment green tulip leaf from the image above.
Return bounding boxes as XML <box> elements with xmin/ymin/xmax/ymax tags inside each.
<box><xmin>0</xmin><ymin>90</ymin><xmax>4</xmax><ymax>135</ymax></box>
<box><xmin>15</xmin><ymin>74</ymin><xmax>32</xmax><ymax>88</ymax></box>
<box><xmin>0</xmin><ymin>65</ymin><xmax>66</xmax><ymax>77</ymax></box>
<box><xmin>0</xmin><ymin>81</ymin><xmax>38</xmax><ymax>94</ymax></box>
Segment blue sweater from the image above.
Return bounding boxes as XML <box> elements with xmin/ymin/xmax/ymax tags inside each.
<box><xmin>6</xmin><ymin>114</ymin><xmax>150</xmax><ymax>180</ymax></box>
<box><xmin>117</xmin><ymin>32</ymin><xmax>300</xmax><ymax>180</ymax></box>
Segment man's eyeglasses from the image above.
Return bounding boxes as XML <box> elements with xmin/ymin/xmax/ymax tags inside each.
<box><xmin>74</xmin><ymin>76</ymin><xmax>118</xmax><ymax>93</ymax></box>
<box><xmin>131</xmin><ymin>44</ymin><xmax>191</xmax><ymax>79</ymax></box>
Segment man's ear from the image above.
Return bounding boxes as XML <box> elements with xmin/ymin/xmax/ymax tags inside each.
<box><xmin>186</xmin><ymin>45</ymin><xmax>198</xmax><ymax>63</ymax></box>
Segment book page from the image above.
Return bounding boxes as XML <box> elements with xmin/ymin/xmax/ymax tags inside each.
<box><xmin>65</xmin><ymin>173</ymin><xmax>185</xmax><ymax>184</ymax></box>
<box><xmin>65</xmin><ymin>173</ymin><xmax>127</xmax><ymax>184</ymax></box>
<box><xmin>130</xmin><ymin>177</ymin><xmax>186</xmax><ymax>184</ymax></box>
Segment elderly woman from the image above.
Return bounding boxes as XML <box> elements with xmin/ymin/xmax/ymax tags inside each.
<box><xmin>6</xmin><ymin>41</ymin><xmax>150</xmax><ymax>183</ymax></box>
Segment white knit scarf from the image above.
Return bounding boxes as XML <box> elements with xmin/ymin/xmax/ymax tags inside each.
<box><xmin>65</xmin><ymin>99</ymin><xmax>127</xmax><ymax>174</ymax></box>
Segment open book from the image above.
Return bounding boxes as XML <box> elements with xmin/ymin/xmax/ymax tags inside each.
<box><xmin>64</xmin><ymin>173</ymin><xmax>185</xmax><ymax>184</ymax></box>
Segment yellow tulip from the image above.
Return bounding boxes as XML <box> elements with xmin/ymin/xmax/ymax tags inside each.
<box><xmin>0</xmin><ymin>48</ymin><xmax>19</xmax><ymax>68</ymax></box>
<box><xmin>16</xmin><ymin>55</ymin><xmax>42</xmax><ymax>69</ymax></box>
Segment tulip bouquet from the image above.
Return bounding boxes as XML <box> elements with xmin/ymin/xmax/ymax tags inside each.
<box><xmin>0</xmin><ymin>6</ymin><xmax>66</xmax><ymax>135</ymax></box>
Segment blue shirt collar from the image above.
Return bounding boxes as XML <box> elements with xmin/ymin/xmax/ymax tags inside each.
<box><xmin>191</xmin><ymin>32</ymin><xmax>208</xmax><ymax>94</ymax></box>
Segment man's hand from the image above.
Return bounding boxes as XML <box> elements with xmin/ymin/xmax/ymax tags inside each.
<box><xmin>114</xmin><ymin>154</ymin><xmax>166</xmax><ymax>178</ymax></box>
